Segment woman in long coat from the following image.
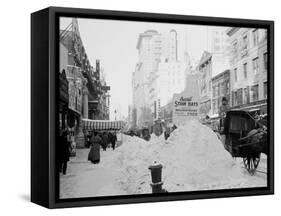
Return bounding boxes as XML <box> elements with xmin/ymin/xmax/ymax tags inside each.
<box><xmin>88</xmin><ymin>132</ymin><xmax>102</xmax><ymax>164</ymax></box>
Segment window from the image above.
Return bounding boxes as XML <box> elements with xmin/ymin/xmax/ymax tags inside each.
<box><xmin>263</xmin><ymin>52</ymin><xmax>268</xmax><ymax>71</ymax></box>
<box><xmin>226</xmin><ymin>81</ymin><xmax>230</xmax><ymax>94</ymax></box>
<box><xmin>234</xmin><ymin>68</ymin><xmax>238</xmax><ymax>82</ymax></box>
<box><xmin>264</xmin><ymin>82</ymin><xmax>267</xmax><ymax>99</ymax></box>
<box><xmin>234</xmin><ymin>91</ymin><xmax>238</xmax><ymax>106</ymax></box>
<box><xmin>252</xmin><ymin>29</ymin><xmax>259</xmax><ymax>46</ymax></box>
<box><xmin>237</xmin><ymin>88</ymin><xmax>243</xmax><ymax>105</ymax></box>
<box><xmin>213</xmin><ymin>86</ymin><xmax>216</xmax><ymax>97</ymax></box>
<box><xmin>232</xmin><ymin>41</ymin><xmax>238</xmax><ymax>54</ymax></box>
<box><xmin>221</xmin><ymin>81</ymin><xmax>226</xmax><ymax>95</ymax></box>
<box><xmin>242</xmin><ymin>34</ymin><xmax>248</xmax><ymax>49</ymax></box>
<box><xmin>251</xmin><ymin>84</ymin><xmax>259</xmax><ymax>102</ymax></box>
<box><xmin>243</xmin><ymin>63</ymin><xmax>247</xmax><ymax>79</ymax></box>
<box><xmin>212</xmin><ymin>100</ymin><xmax>216</xmax><ymax>114</ymax></box>
<box><xmin>252</xmin><ymin>57</ymin><xmax>259</xmax><ymax>75</ymax></box>
<box><xmin>244</xmin><ymin>87</ymin><xmax>250</xmax><ymax>104</ymax></box>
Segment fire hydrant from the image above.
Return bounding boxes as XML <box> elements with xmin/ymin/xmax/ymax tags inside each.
<box><xmin>149</xmin><ymin>161</ymin><xmax>166</xmax><ymax>193</ymax></box>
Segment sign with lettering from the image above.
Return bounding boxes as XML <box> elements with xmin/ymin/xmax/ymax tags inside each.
<box><xmin>172</xmin><ymin>74</ymin><xmax>200</xmax><ymax>125</ymax></box>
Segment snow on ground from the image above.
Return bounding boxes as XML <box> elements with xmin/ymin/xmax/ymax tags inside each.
<box><xmin>60</xmin><ymin>149</ymin><xmax>126</xmax><ymax>198</ymax></box>
<box><xmin>113</xmin><ymin>120</ymin><xmax>267</xmax><ymax>194</ymax></box>
<box><xmin>60</xmin><ymin>120</ymin><xmax>267</xmax><ymax>198</ymax></box>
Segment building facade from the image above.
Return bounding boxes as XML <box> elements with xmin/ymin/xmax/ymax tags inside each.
<box><xmin>211</xmin><ymin>70</ymin><xmax>230</xmax><ymax>115</ymax></box>
<box><xmin>198</xmin><ymin>51</ymin><xmax>212</xmax><ymax>116</ymax></box>
<box><xmin>197</xmin><ymin>27</ymin><xmax>230</xmax><ymax>116</ymax></box>
<box><xmin>133</xmin><ymin>29</ymin><xmax>178</xmax><ymax>128</ymax></box>
<box><xmin>226</xmin><ymin>27</ymin><xmax>267</xmax><ymax>112</ymax></box>
<box><xmin>60</xmin><ymin>18</ymin><xmax>111</xmax><ymax>147</ymax></box>
<box><xmin>155</xmin><ymin>60</ymin><xmax>189</xmax><ymax>116</ymax></box>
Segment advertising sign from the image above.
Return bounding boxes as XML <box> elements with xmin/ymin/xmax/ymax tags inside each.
<box><xmin>173</xmin><ymin>74</ymin><xmax>200</xmax><ymax>125</ymax></box>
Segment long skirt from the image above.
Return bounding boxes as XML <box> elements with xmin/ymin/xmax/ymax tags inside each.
<box><xmin>88</xmin><ymin>144</ymin><xmax>100</xmax><ymax>163</ymax></box>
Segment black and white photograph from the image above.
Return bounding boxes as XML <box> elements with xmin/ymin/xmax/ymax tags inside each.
<box><xmin>58</xmin><ymin>17</ymin><xmax>269</xmax><ymax>199</ymax></box>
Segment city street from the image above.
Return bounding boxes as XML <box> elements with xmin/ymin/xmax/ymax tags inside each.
<box><xmin>60</xmin><ymin>132</ymin><xmax>267</xmax><ymax>199</ymax></box>
<box><xmin>58</xmin><ymin>18</ymin><xmax>269</xmax><ymax>199</ymax></box>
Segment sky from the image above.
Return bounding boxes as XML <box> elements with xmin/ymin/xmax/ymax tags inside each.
<box><xmin>60</xmin><ymin>17</ymin><xmax>228</xmax><ymax>120</ymax></box>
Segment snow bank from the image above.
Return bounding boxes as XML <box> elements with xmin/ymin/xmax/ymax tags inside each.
<box><xmin>112</xmin><ymin>120</ymin><xmax>265</xmax><ymax>194</ymax></box>
<box><xmin>159</xmin><ymin>120</ymin><xmax>243</xmax><ymax>191</ymax></box>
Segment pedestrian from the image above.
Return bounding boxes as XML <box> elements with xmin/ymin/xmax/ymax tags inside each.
<box><xmin>102</xmin><ymin>132</ymin><xmax>109</xmax><ymax>151</ymax></box>
<box><xmin>111</xmin><ymin>132</ymin><xmax>117</xmax><ymax>150</ymax></box>
<box><xmin>58</xmin><ymin>130</ymin><xmax>70</xmax><ymax>175</ymax></box>
<box><xmin>88</xmin><ymin>131</ymin><xmax>102</xmax><ymax>164</ymax></box>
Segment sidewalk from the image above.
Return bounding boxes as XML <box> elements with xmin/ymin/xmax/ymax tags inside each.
<box><xmin>60</xmin><ymin>148</ymin><xmax>125</xmax><ymax>199</ymax></box>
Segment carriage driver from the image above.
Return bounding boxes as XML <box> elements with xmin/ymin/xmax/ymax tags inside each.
<box><xmin>219</xmin><ymin>97</ymin><xmax>230</xmax><ymax>131</ymax></box>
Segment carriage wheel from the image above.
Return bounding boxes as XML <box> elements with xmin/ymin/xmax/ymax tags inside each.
<box><xmin>243</xmin><ymin>155</ymin><xmax>260</xmax><ymax>175</ymax></box>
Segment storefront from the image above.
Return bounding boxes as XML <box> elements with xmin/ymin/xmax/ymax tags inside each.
<box><xmin>59</xmin><ymin>70</ymin><xmax>69</xmax><ymax>131</ymax></box>
<box><xmin>231</xmin><ymin>99</ymin><xmax>267</xmax><ymax>114</ymax></box>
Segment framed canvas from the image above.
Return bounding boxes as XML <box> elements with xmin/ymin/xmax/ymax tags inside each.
<box><xmin>31</xmin><ymin>7</ymin><xmax>274</xmax><ymax>208</ymax></box>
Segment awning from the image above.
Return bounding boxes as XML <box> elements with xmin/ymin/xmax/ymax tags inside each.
<box><xmin>82</xmin><ymin>119</ymin><xmax>125</xmax><ymax>131</ymax></box>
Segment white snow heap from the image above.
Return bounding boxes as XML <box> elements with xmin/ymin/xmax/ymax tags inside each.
<box><xmin>112</xmin><ymin>120</ymin><xmax>265</xmax><ymax>194</ymax></box>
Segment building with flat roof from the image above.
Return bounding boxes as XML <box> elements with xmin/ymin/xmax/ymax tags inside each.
<box><xmin>226</xmin><ymin>27</ymin><xmax>267</xmax><ymax>113</ymax></box>
<box><xmin>133</xmin><ymin>29</ymin><xmax>178</xmax><ymax>128</ymax></box>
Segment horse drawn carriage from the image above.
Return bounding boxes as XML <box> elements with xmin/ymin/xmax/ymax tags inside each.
<box><xmin>220</xmin><ymin>110</ymin><xmax>268</xmax><ymax>175</ymax></box>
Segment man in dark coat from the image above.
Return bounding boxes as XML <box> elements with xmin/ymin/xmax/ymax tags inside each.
<box><xmin>101</xmin><ymin>132</ymin><xmax>109</xmax><ymax>151</ymax></box>
<box><xmin>58</xmin><ymin>130</ymin><xmax>70</xmax><ymax>175</ymax></box>
<box><xmin>110</xmin><ymin>132</ymin><xmax>117</xmax><ymax>150</ymax></box>
<box><xmin>218</xmin><ymin>97</ymin><xmax>230</xmax><ymax>131</ymax></box>
<box><xmin>88</xmin><ymin>132</ymin><xmax>102</xmax><ymax>164</ymax></box>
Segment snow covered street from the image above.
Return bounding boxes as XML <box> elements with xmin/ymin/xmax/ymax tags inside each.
<box><xmin>60</xmin><ymin>148</ymin><xmax>126</xmax><ymax>198</ymax></box>
<box><xmin>60</xmin><ymin>121</ymin><xmax>267</xmax><ymax>199</ymax></box>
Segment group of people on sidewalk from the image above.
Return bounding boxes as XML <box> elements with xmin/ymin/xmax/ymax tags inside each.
<box><xmin>57</xmin><ymin>130</ymin><xmax>118</xmax><ymax>175</ymax></box>
<box><xmin>88</xmin><ymin>131</ymin><xmax>117</xmax><ymax>164</ymax></box>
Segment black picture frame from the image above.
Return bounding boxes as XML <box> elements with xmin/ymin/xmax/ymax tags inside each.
<box><xmin>31</xmin><ymin>6</ymin><xmax>274</xmax><ymax>209</ymax></box>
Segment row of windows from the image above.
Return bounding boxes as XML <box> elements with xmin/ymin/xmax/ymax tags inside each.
<box><xmin>232</xmin><ymin>29</ymin><xmax>265</xmax><ymax>54</ymax></box>
<box><xmin>234</xmin><ymin>52</ymin><xmax>267</xmax><ymax>82</ymax></box>
<box><xmin>212</xmin><ymin>81</ymin><xmax>230</xmax><ymax>98</ymax></box>
<box><xmin>232</xmin><ymin>82</ymin><xmax>267</xmax><ymax>106</ymax></box>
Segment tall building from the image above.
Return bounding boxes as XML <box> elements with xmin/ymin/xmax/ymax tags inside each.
<box><xmin>197</xmin><ymin>27</ymin><xmax>230</xmax><ymax>116</ymax></box>
<box><xmin>156</xmin><ymin>60</ymin><xmax>190</xmax><ymax>113</ymax></box>
<box><xmin>133</xmin><ymin>30</ymin><xmax>178</xmax><ymax>127</ymax></box>
<box><xmin>226</xmin><ymin>27</ymin><xmax>267</xmax><ymax>112</ymax></box>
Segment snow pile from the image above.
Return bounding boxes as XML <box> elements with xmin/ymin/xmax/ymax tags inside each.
<box><xmin>159</xmin><ymin>120</ymin><xmax>243</xmax><ymax>191</ymax></box>
<box><xmin>112</xmin><ymin>120</ymin><xmax>265</xmax><ymax>194</ymax></box>
<box><xmin>113</xmin><ymin>135</ymin><xmax>160</xmax><ymax>194</ymax></box>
